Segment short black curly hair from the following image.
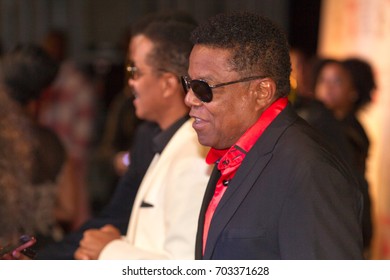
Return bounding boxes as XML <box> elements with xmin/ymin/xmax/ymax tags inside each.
<box><xmin>190</xmin><ymin>12</ymin><xmax>291</xmax><ymax>97</ymax></box>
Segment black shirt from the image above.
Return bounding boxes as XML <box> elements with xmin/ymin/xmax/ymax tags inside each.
<box><xmin>153</xmin><ymin>115</ymin><xmax>189</xmax><ymax>154</ymax></box>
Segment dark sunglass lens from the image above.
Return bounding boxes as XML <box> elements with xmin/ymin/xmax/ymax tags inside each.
<box><xmin>191</xmin><ymin>80</ymin><xmax>212</xmax><ymax>102</ymax></box>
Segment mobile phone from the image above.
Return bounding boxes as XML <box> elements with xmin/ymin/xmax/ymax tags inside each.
<box><xmin>0</xmin><ymin>235</ymin><xmax>37</xmax><ymax>259</ymax></box>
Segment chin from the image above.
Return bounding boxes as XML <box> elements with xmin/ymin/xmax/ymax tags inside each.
<box><xmin>196</xmin><ymin>135</ymin><xmax>210</xmax><ymax>147</ymax></box>
<box><xmin>197</xmin><ymin>134</ymin><xmax>219</xmax><ymax>149</ymax></box>
<box><xmin>134</xmin><ymin>108</ymin><xmax>147</xmax><ymax>120</ymax></box>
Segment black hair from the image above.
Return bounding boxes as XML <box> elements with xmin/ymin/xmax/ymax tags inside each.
<box><xmin>131</xmin><ymin>10</ymin><xmax>197</xmax><ymax>36</ymax></box>
<box><xmin>141</xmin><ymin>16</ymin><xmax>197</xmax><ymax>77</ymax></box>
<box><xmin>190</xmin><ymin>12</ymin><xmax>291</xmax><ymax>97</ymax></box>
<box><xmin>342</xmin><ymin>58</ymin><xmax>375</xmax><ymax>109</ymax></box>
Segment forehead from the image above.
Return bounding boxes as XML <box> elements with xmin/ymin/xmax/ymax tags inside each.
<box><xmin>321</xmin><ymin>63</ymin><xmax>348</xmax><ymax>77</ymax></box>
<box><xmin>128</xmin><ymin>35</ymin><xmax>153</xmax><ymax>63</ymax></box>
<box><xmin>188</xmin><ymin>45</ymin><xmax>235</xmax><ymax>79</ymax></box>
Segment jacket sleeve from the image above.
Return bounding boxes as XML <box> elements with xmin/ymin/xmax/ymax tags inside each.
<box><xmin>278</xmin><ymin>160</ymin><xmax>363</xmax><ymax>259</ymax></box>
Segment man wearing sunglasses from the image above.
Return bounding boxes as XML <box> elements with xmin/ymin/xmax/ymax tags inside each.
<box><xmin>184</xmin><ymin>12</ymin><xmax>363</xmax><ymax>259</ymax></box>
<box><xmin>72</xmin><ymin>15</ymin><xmax>210</xmax><ymax>260</ymax></box>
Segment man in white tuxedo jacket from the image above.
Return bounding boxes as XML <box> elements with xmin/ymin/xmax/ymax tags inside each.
<box><xmin>74</xmin><ymin>14</ymin><xmax>210</xmax><ymax>260</ymax></box>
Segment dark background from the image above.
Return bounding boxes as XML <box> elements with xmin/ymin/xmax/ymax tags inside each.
<box><xmin>289</xmin><ymin>0</ymin><xmax>322</xmax><ymax>57</ymax></box>
<box><xmin>0</xmin><ymin>0</ymin><xmax>322</xmax><ymax>62</ymax></box>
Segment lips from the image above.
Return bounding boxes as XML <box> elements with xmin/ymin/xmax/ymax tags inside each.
<box><xmin>190</xmin><ymin>114</ymin><xmax>208</xmax><ymax>131</ymax></box>
<box><xmin>190</xmin><ymin>113</ymin><xmax>204</xmax><ymax>123</ymax></box>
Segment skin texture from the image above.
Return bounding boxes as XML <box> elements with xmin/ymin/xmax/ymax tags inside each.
<box><xmin>128</xmin><ymin>35</ymin><xmax>166</xmax><ymax>123</ymax></box>
<box><xmin>129</xmin><ymin>35</ymin><xmax>188</xmax><ymax>130</ymax></box>
<box><xmin>74</xmin><ymin>225</ymin><xmax>121</xmax><ymax>260</ymax></box>
<box><xmin>184</xmin><ymin>45</ymin><xmax>277</xmax><ymax>149</ymax></box>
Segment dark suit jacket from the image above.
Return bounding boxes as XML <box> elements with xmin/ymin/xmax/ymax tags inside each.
<box><xmin>195</xmin><ymin>104</ymin><xmax>363</xmax><ymax>260</ymax></box>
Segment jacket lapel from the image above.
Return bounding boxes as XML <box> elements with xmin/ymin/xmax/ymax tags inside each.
<box><xmin>126</xmin><ymin>153</ymin><xmax>161</xmax><ymax>243</ymax></box>
<box><xmin>203</xmin><ymin>151</ymin><xmax>273</xmax><ymax>259</ymax></box>
<box><xmin>195</xmin><ymin>166</ymin><xmax>220</xmax><ymax>259</ymax></box>
<box><xmin>127</xmin><ymin>120</ymin><xmax>200</xmax><ymax>243</ymax></box>
<box><xmin>203</xmin><ymin>104</ymin><xmax>298</xmax><ymax>259</ymax></box>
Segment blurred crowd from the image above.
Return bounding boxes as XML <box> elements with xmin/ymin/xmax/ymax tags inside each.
<box><xmin>289</xmin><ymin>48</ymin><xmax>376</xmax><ymax>255</ymax></box>
<box><xmin>0</xmin><ymin>11</ymin><xmax>377</xmax><ymax>259</ymax></box>
<box><xmin>0</xmin><ymin>29</ymin><xmax>140</xmax><ymax>250</ymax></box>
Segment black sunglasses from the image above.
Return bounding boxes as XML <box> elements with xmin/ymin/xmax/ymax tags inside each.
<box><xmin>181</xmin><ymin>75</ymin><xmax>266</xmax><ymax>103</ymax></box>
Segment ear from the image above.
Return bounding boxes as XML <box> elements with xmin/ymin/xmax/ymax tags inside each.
<box><xmin>252</xmin><ymin>78</ymin><xmax>277</xmax><ymax>111</ymax></box>
<box><xmin>161</xmin><ymin>72</ymin><xmax>180</xmax><ymax>98</ymax></box>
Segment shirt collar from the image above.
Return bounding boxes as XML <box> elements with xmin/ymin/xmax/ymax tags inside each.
<box><xmin>206</xmin><ymin>97</ymin><xmax>288</xmax><ymax>165</ymax></box>
<box><xmin>153</xmin><ymin>115</ymin><xmax>190</xmax><ymax>154</ymax></box>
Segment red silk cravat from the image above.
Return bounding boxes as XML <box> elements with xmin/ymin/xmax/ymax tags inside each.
<box><xmin>202</xmin><ymin>97</ymin><xmax>288</xmax><ymax>255</ymax></box>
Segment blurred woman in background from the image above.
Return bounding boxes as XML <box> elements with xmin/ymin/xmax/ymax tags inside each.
<box><xmin>313</xmin><ymin>57</ymin><xmax>376</xmax><ymax>252</ymax></box>
<box><xmin>0</xmin><ymin>44</ymin><xmax>74</xmax><ymax>252</ymax></box>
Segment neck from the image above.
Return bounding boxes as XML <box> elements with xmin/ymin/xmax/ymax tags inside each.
<box><xmin>334</xmin><ymin>106</ymin><xmax>352</xmax><ymax>120</ymax></box>
<box><xmin>157</xmin><ymin>103</ymin><xmax>189</xmax><ymax>130</ymax></box>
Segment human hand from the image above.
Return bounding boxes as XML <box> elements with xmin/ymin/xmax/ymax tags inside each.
<box><xmin>113</xmin><ymin>151</ymin><xmax>130</xmax><ymax>176</ymax></box>
<box><xmin>74</xmin><ymin>224</ymin><xmax>121</xmax><ymax>260</ymax></box>
<box><xmin>1</xmin><ymin>235</ymin><xmax>36</xmax><ymax>260</ymax></box>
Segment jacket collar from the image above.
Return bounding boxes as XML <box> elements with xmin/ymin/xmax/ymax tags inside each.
<box><xmin>201</xmin><ymin>103</ymin><xmax>299</xmax><ymax>259</ymax></box>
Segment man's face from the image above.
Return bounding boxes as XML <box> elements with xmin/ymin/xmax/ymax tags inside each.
<box><xmin>128</xmin><ymin>35</ymin><xmax>166</xmax><ymax>123</ymax></box>
<box><xmin>185</xmin><ymin>45</ymin><xmax>261</xmax><ymax>149</ymax></box>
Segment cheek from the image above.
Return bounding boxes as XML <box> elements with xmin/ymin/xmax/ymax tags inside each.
<box><xmin>327</xmin><ymin>86</ymin><xmax>347</xmax><ymax>105</ymax></box>
<box><xmin>201</xmin><ymin>90</ymin><xmax>255</xmax><ymax>148</ymax></box>
<box><xmin>316</xmin><ymin>85</ymin><xmax>334</xmax><ymax>105</ymax></box>
<box><xmin>195</xmin><ymin>102</ymin><xmax>231</xmax><ymax>148</ymax></box>
<box><xmin>134</xmin><ymin>81</ymin><xmax>158</xmax><ymax>113</ymax></box>
<box><xmin>138</xmin><ymin>77</ymin><xmax>160</xmax><ymax>101</ymax></box>
<box><xmin>209</xmin><ymin>99</ymin><xmax>234</xmax><ymax>126</ymax></box>
<box><xmin>316</xmin><ymin>82</ymin><xmax>330</xmax><ymax>96</ymax></box>
<box><xmin>209</xmin><ymin>100</ymin><xmax>243</xmax><ymax>138</ymax></box>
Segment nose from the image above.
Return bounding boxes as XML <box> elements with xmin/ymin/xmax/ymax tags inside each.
<box><xmin>127</xmin><ymin>78</ymin><xmax>137</xmax><ymax>97</ymax></box>
<box><xmin>184</xmin><ymin>88</ymin><xmax>203</xmax><ymax>107</ymax></box>
<box><xmin>128</xmin><ymin>77</ymin><xmax>135</xmax><ymax>87</ymax></box>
